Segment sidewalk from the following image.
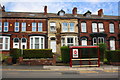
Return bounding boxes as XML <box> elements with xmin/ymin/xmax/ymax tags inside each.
<box><xmin>1</xmin><ymin>65</ymin><xmax>119</xmax><ymax>71</ymax></box>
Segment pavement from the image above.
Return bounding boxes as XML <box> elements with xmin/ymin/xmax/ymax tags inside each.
<box><xmin>1</xmin><ymin>65</ymin><xmax>119</xmax><ymax>71</ymax></box>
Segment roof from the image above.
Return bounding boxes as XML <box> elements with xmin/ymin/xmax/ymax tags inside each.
<box><xmin>1</xmin><ymin>11</ymin><xmax>119</xmax><ymax>20</ymax></box>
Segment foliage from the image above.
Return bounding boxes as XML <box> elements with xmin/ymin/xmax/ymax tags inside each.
<box><xmin>23</xmin><ymin>49</ymin><xmax>53</xmax><ymax>59</ymax></box>
<box><xmin>105</xmin><ymin>50</ymin><xmax>120</xmax><ymax>62</ymax></box>
<box><xmin>97</xmin><ymin>43</ymin><xmax>107</xmax><ymax>62</ymax></box>
<box><xmin>61</xmin><ymin>46</ymin><xmax>70</xmax><ymax>63</ymax></box>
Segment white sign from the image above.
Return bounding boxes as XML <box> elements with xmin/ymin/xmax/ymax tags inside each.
<box><xmin>73</xmin><ymin>49</ymin><xmax>78</xmax><ymax>58</ymax></box>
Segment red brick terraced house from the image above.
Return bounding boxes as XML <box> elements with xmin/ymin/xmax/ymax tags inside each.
<box><xmin>77</xmin><ymin>9</ymin><xmax>120</xmax><ymax>50</ymax></box>
<box><xmin>0</xmin><ymin>5</ymin><xmax>120</xmax><ymax>55</ymax></box>
<box><xmin>0</xmin><ymin>5</ymin><xmax>48</xmax><ymax>54</ymax></box>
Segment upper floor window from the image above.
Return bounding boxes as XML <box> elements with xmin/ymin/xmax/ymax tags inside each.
<box><xmin>38</xmin><ymin>23</ymin><xmax>42</xmax><ymax>32</ymax></box>
<box><xmin>0</xmin><ymin>22</ymin><xmax>2</xmax><ymax>32</ymax></box>
<box><xmin>0</xmin><ymin>36</ymin><xmax>10</xmax><ymax>50</ymax></box>
<box><xmin>4</xmin><ymin>22</ymin><xmax>8</xmax><ymax>32</ymax></box>
<box><xmin>92</xmin><ymin>23</ymin><xmax>97</xmax><ymax>32</ymax></box>
<box><xmin>98</xmin><ymin>23</ymin><xmax>104</xmax><ymax>32</ymax></box>
<box><xmin>32</xmin><ymin>22</ymin><xmax>36</xmax><ymax>31</ymax></box>
<box><xmin>22</xmin><ymin>22</ymin><xmax>26</xmax><ymax>32</ymax></box>
<box><xmin>50</xmin><ymin>22</ymin><xmax>56</xmax><ymax>32</ymax></box>
<box><xmin>81</xmin><ymin>22</ymin><xmax>87</xmax><ymax>32</ymax></box>
<box><xmin>15</xmin><ymin>22</ymin><xmax>19</xmax><ymax>32</ymax></box>
<box><xmin>109</xmin><ymin>23</ymin><xmax>114</xmax><ymax>33</ymax></box>
<box><xmin>62</xmin><ymin>23</ymin><xmax>68</xmax><ymax>32</ymax></box>
<box><xmin>70</xmin><ymin>23</ymin><xmax>75</xmax><ymax>32</ymax></box>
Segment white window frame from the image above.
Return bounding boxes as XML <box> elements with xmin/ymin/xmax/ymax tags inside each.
<box><xmin>4</xmin><ymin>22</ymin><xmax>9</xmax><ymax>32</ymax></box>
<box><xmin>62</xmin><ymin>23</ymin><xmax>68</xmax><ymax>32</ymax></box>
<box><xmin>15</xmin><ymin>22</ymin><xmax>19</xmax><ymax>32</ymax></box>
<box><xmin>61</xmin><ymin>36</ymin><xmax>78</xmax><ymax>46</ymax></box>
<box><xmin>119</xmin><ymin>23</ymin><xmax>120</xmax><ymax>30</ymax></box>
<box><xmin>109</xmin><ymin>23</ymin><xmax>114</xmax><ymax>33</ymax></box>
<box><xmin>21</xmin><ymin>38</ymin><xmax>27</xmax><ymax>49</ymax></box>
<box><xmin>13</xmin><ymin>38</ymin><xmax>20</xmax><ymax>49</ymax></box>
<box><xmin>98</xmin><ymin>23</ymin><xmax>104</xmax><ymax>32</ymax></box>
<box><xmin>38</xmin><ymin>23</ymin><xmax>43</xmax><ymax>32</ymax></box>
<box><xmin>69</xmin><ymin>22</ymin><xmax>75</xmax><ymax>32</ymax></box>
<box><xmin>110</xmin><ymin>39</ymin><xmax>115</xmax><ymax>50</ymax></box>
<box><xmin>22</xmin><ymin>22</ymin><xmax>26</xmax><ymax>32</ymax></box>
<box><xmin>93</xmin><ymin>37</ymin><xmax>104</xmax><ymax>45</ymax></box>
<box><xmin>81</xmin><ymin>38</ymin><xmax>87</xmax><ymax>46</ymax></box>
<box><xmin>81</xmin><ymin>22</ymin><xmax>87</xmax><ymax>32</ymax></box>
<box><xmin>30</xmin><ymin>36</ymin><xmax>45</xmax><ymax>49</ymax></box>
<box><xmin>0</xmin><ymin>36</ymin><xmax>10</xmax><ymax>50</ymax></box>
<box><xmin>50</xmin><ymin>22</ymin><xmax>56</xmax><ymax>32</ymax></box>
<box><xmin>92</xmin><ymin>23</ymin><xmax>97</xmax><ymax>32</ymax></box>
<box><xmin>0</xmin><ymin>22</ymin><xmax>2</xmax><ymax>32</ymax></box>
<box><xmin>32</xmin><ymin>22</ymin><xmax>36</xmax><ymax>32</ymax></box>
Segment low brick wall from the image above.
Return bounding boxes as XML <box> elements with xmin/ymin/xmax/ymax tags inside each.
<box><xmin>18</xmin><ymin>55</ymin><xmax>56</xmax><ymax>65</ymax></box>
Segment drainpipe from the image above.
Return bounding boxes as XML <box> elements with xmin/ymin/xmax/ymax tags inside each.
<box><xmin>78</xmin><ymin>19</ymin><xmax>80</xmax><ymax>45</ymax></box>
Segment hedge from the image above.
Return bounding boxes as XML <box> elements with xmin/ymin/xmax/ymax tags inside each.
<box><xmin>23</xmin><ymin>49</ymin><xmax>53</xmax><ymax>59</ymax></box>
<box><xmin>61</xmin><ymin>46</ymin><xmax>70</xmax><ymax>63</ymax></box>
<box><xmin>10</xmin><ymin>48</ymin><xmax>22</xmax><ymax>59</ymax></box>
<box><xmin>10</xmin><ymin>48</ymin><xmax>53</xmax><ymax>59</ymax></box>
<box><xmin>105</xmin><ymin>50</ymin><xmax>120</xmax><ymax>62</ymax></box>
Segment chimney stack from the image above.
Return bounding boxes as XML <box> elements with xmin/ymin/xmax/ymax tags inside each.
<box><xmin>72</xmin><ymin>7</ymin><xmax>77</xmax><ymax>16</ymax></box>
<box><xmin>98</xmin><ymin>9</ymin><xmax>103</xmax><ymax>17</ymax></box>
<box><xmin>44</xmin><ymin>6</ymin><xmax>47</xmax><ymax>15</ymax></box>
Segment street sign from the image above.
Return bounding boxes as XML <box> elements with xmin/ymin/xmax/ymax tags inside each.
<box><xmin>73</xmin><ymin>49</ymin><xmax>78</xmax><ymax>58</ymax></box>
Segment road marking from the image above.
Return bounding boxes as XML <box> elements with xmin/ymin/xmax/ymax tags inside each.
<box><xmin>79</xmin><ymin>70</ymin><xmax>99</xmax><ymax>73</ymax></box>
<box><xmin>103</xmin><ymin>70</ymin><xmax>118</xmax><ymax>72</ymax></box>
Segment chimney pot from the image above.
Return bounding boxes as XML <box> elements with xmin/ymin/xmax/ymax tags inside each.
<box><xmin>72</xmin><ymin>7</ymin><xmax>77</xmax><ymax>16</ymax></box>
<box><xmin>98</xmin><ymin>9</ymin><xmax>103</xmax><ymax>17</ymax></box>
<box><xmin>44</xmin><ymin>6</ymin><xmax>47</xmax><ymax>15</ymax></box>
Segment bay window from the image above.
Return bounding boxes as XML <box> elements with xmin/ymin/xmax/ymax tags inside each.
<box><xmin>4</xmin><ymin>22</ymin><xmax>8</xmax><ymax>32</ymax></box>
<box><xmin>0</xmin><ymin>36</ymin><xmax>10</xmax><ymax>50</ymax></box>
<box><xmin>30</xmin><ymin>36</ymin><xmax>45</xmax><ymax>49</ymax></box>
<box><xmin>61</xmin><ymin>36</ymin><xmax>78</xmax><ymax>46</ymax></box>
<box><xmin>15</xmin><ymin>22</ymin><xmax>19</xmax><ymax>32</ymax></box>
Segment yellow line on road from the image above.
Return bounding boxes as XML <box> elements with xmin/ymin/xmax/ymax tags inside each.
<box><xmin>79</xmin><ymin>70</ymin><xmax>99</xmax><ymax>73</ymax></box>
<box><xmin>103</xmin><ymin>70</ymin><xmax>118</xmax><ymax>72</ymax></box>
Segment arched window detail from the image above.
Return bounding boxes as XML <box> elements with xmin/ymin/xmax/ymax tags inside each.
<box><xmin>109</xmin><ymin>37</ymin><xmax>116</xmax><ymax>50</ymax></box>
<box><xmin>21</xmin><ymin>38</ymin><xmax>27</xmax><ymax>49</ymax></box>
<box><xmin>81</xmin><ymin>38</ymin><xmax>87</xmax><ymax>46</ymax></box>
<box><xmin>13</xmin><ymin>38</ymin><xmax>19</xmax><ymax>49</ymax></box>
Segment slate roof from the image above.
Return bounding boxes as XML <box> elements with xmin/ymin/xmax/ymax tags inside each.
<box><xmin>1</xmin><ymin>11</ymin><xmax>120</xmax><ymax>20</ymax></box>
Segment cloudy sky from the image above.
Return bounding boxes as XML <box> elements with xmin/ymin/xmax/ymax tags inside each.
<box><xmin>1</xmin><ymin>0</ymin><xmax>120</xmax><ymax>16</ymax></box>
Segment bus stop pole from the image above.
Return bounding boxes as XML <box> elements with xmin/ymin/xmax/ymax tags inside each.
<box><xmin>98</xmin><ymin>47</ymin><xmax>100</xmax><ymax>67</ymax></box>
<box><xmin>70</xmin><ymin>48</ymin><xmax>72</xmax><ymax>67</ymax></box>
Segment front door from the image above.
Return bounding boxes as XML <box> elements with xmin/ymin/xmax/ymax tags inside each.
<box><xmin>50</xmin><ymin>41</ymin><xmax>56</xmax><ymax>52</ymax></box>
<box><xmin>110</xmin><ymin>40</ymin><xmax>115</xmax><ymax>50</ymax></box>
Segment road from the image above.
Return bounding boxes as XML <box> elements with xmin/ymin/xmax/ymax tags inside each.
<box><xmin>2</xmin><ymin>69</ymin><xmax>119</xmax><ymax>78</ymax></box>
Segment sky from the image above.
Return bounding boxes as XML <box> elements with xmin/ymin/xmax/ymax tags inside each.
<box><xmin>1</xmin><ymin>0</ymin><xmax>120</xmax><ymax>16</ymax></box>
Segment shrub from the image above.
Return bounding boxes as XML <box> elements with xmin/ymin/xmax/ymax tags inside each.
<box><xmin>23</xmin><ymin>49</ymin><xmax>53</xmax><ymax>59</ymax></box>
<box><xmin>61</xmin><ymin>46</ymin><xmax>70</xmax><ymax>63</ymax></box>
<box><xmin>10</xmin><ymin>48</ymin><xmax>22</xmax><ymax>64</ymax></box>
<box><xmin>97</xmin><ymin>43</ymin><xmax>107</xmax><ymax>62</ymax></box>
<box><xmin>10</xmin><ymin>48</ymin><xmax>22</xmax><ymax>59</ymax></box>
<box><xmin>106</xmin><ymin>50</ymin><xmax>120</xmax><ymax>62</ymax></box>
